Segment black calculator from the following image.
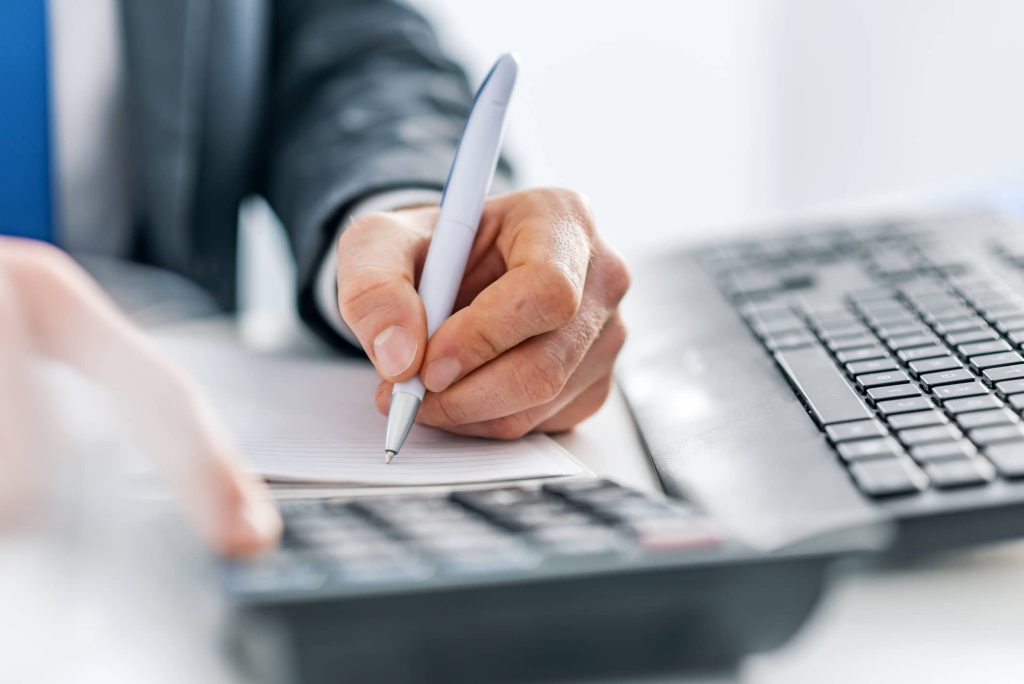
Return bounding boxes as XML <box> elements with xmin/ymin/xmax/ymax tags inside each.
<box><xmin>224</xmin><ymin>479</ymin><xmax>849</xmax><ymax>684</ymax></box>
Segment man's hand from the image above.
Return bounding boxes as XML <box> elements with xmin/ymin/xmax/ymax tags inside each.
<box><xmin>0</xmin><ymin>238</ymin><xmax>281</xmax><ymax>556</ymax></box>
<box><xmin>336</xmin><ymin>188</ymin><xmax>631</xmax><ymax>439</ymax></box>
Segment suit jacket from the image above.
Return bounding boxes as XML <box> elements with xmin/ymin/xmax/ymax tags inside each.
<box><xmin>117</xmin><ymin>0</ymin><xmax>512</xmax><ymax>344</ymax></box>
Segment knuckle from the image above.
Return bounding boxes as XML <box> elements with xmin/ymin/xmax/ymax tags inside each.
<box><xmin>518</xmin><ymin>348</ymin><xmax>568</xmax><ymax>405</ymax></box>
<box><xmin>607</xmin><ymin>316</ymin><xmax>628</xmax><ymax>354</ymax></box>
<box><xmin>602</xmin><ymin>251</ymin><xmax>632</xmax><ymax>302</ymax></box>
<box><xmin>337</xmin><ymin>269</ymin><xmax>392</xmax><ymax>323</ymax></box>
<box><xmin>532</xmin><ymin>264</ymin><xmax>582</xmax><ymax>328</ymax></box>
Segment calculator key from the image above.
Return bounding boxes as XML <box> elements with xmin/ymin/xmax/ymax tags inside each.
<box><xmin>968</xmin><ymin>424</ymin><xmax>1024</xmax><ymax>446</ymax></box>
<box><xmin>887</xmin><ymin>410</ymin><xmax>948</xmax><ymax>429</ymax></box>
<box><xmin>898</xmin><ymin>424</ymin><xmax>962</xmax><ymax>446</ymax></box>
<box><xmin>923</xmin><ymin>458</ymin><xmax>995</xmax><ymax>489</ymax></box>
<box><xmin>933</xmin><ymin>382</ymin><xmax>989</xmax><ymax>402</ymax></box>
<box><xmin>958</xmin><ymin>340</ymin><xmax>1011</xmax><ymax>356</ymax></box>
<box><xmin>955</xmin><ymin>408</ymin><xmax>1019</xmax><ymax>430</ymax></box>
<box><xmin>910</xmin><ymin>440</ymin><xmax>978</xmax><ymax>463</ymax></box>
<box><xmin>877</xmin><ymin>396</ymin><xmax>935</xmax><ymax>415</ymax></box>
<box><xmin>919</xmin><ymin>368</ymin><xmax>974</xmax><ymax>387</ymax></box>
<box><xmin>846</xmin><ymin>358</ymin><xmax>898</xmax><ymax>375</ymax></box>
<box><xmin>944</xmin><ymin>395</ymin><xmax>1003</xmax><ymax>413</ymax></box>
<box><xmin>867</xmin><ymin>384</ymin><xmax>921</xmax><ymax>401</ymax></box>
<box><xmin>984</xmin><ymin>365</ymin><xmax>1024</xmax><ymax>383</ymax></box>
<box><xmin>856</xmin><ymin>370</ymin><xmax>909</xmax><ymax>388</ymax></box>
<box><xmin>984</xmin><ymin>442</ymin><xmax>1024</xmax><ymax>478</ymax></box>
<box><xmin>826</xmin><ymin>419</ymin><xmax>888</xmax><ymax>442</ymax></box>
<box><xmin>898</xmin><ymin>346</ymin><xmax>949</xmax><ymax>362</ymax></box>
<box><xmin>971</xmin><ymin>351</ymin><xmax>1024</xmax><ymax>370</ymax></box>
<box><xmin>836</xmin><ymin>437</ymin><xmax>904</xmax><ymax>462</ymax></box>
<box><xmin>848</xmin><ymin>458</ymin><xmax>926</xmax><ymax>497</ymax></box>
<box><xmin>908</xmin><ymin>356</ymin><xmax>962</xmax><ymax>375</ymax></box>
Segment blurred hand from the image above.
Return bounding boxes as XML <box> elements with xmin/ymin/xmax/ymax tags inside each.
<box><xmin>0</xmin><ymin>238</ymin><xmax>280</xmax><ymax>556</ymax></box>
<box><xmin>336</xmin><ymin>188</ymin><xmax>631</xmax><ymax>439</ymax></box>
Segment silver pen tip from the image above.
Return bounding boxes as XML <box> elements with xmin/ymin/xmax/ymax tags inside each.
<box><xmin>385</xmin><ymin>450</ymin><xmax>396</xmax><ymax>464</ymax></box>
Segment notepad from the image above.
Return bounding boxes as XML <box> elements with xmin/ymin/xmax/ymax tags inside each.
<box><xmin>157</xmin><ymin>334</ymin><xmax>585</xmax><ymax>486</ymax></box>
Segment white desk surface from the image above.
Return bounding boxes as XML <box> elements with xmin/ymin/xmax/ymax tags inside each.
<box><xmin>167</xmin><ymin>319</ymin><xmax>1024</xmax><ymax>684</ymax></box>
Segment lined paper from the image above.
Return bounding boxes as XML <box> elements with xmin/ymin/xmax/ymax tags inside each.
<box><xmin>157</xmin><ymin>335</ymin><xmax>584</xmax><ymax>486</ymax></box>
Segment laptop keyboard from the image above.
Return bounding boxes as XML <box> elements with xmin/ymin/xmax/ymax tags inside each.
<box><xmin>700</xmin><ymin>223</ymin><xmax>1024</xmax><ymax>498</ymax></box>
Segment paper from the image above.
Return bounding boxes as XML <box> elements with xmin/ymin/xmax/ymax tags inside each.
<box><xmin>157</xmin><ymin>334</ymin><xmax>584</xmax><ymax>486</ymax></box>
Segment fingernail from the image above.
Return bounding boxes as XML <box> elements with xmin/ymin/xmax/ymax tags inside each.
<box><xmin>373</xmin><ymin>326</ymin><xmax>417</xmax><ymax>377</ymax></box>
<box><xmin>424</xmin><ymin>356</ymin><xmax>461</xmax><ymax>393</ymax></box>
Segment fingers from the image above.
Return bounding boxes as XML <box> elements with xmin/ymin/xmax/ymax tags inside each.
<box><xmin>0</xmin><ymin>239</ymin><xmax>281</xmax><ymax>556</ymax></box>
<box><xmin>420</xmin><ymin>190</ymin><xmax>592</xmax><ymax>393</ymax></box>
<box><xmin>336</xmin><ymin>210</ymin><xmax>435</xmax><ymax>382</ymax></box>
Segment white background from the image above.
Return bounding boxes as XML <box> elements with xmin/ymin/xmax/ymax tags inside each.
<box><xmin>414</xmin><ymin>0</ymin><xmax>1024</xmax><ymax>248</ymax></box>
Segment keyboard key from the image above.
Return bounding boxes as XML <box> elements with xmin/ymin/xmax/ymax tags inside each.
<box><xmin>837</xmin><ymin>346</ymin><xmax>889</xmax><ymax>363</ymax></box>
<box><xmin>848</xmin><ymin>458</ymin><xmax>926</xmax><ymax>497</ymax></box>
<box><xmin>1009</xmin><ymin>330</ymin><xmax>1024</xmax><ymax>345</ymax></box>
<box><xmin>971</xmin><ymin>351</ymin><xmax>1024</xmax><ymax>370</ymax></box>
<box><xmin>887</xmin><ymin>410</ymin><xmax>948</xmax><ymax>429</ymax></box>
<box><xmin>774</xmin><ymin>347</ymin><xmax>873</xmax><ymax>425</ymax></box>
<box><xmin>968</xmin><ymin>424</ymin><xmax>1024</xmax><ymax>445</ymax></box>
<box><xmin>826</xmin><ymin>419</ymin><xmax>888</xmax><ymax>442</ymax></box>
<box><xmin>923</xmin><ymin>458</ymin><xmax>995</xmax><ymax>489</ymax></box>
<box><xmin>955</xmin><ymin>408</ymin><xmax>1019</xmax><ymax>430</ymax></box>
<box><xmin>829</xmin><ymin>338</ymin><xmax>883</xmax><ymax>354</ymax></box>
<box><xmin>985</xmin><ymin>442</ymin><xmax>1024</xmax><ymax>478</ymax></box>
<box><xmin>996</xmin><ymin>316</ymin><xmax>1024</xmax><ymax>333</ymax></box>
<box><xmin>867</xmin><ymin>384</ymin><xmax>921</xmax><ymax>401</ymax></box>
<box><xmin>888</xmin><ymin>333</ymin><xmax>939</xmax><ymax>350</ymax></box>
<box><xmin>996</xmin><ymin>379</ymin><xmax>1024</xmax><ymax>395</ymax></box>
<box><xmin>877</xmin><ymin>322</ymin><xmax>928</xmax><ymax>339</ymax></box>
<box><xmin>765</xmin><ymin>331</ymin><xmax>817</xmax><ymax>351</ymax></box>
<box><xmin>911</xmin><ymin>440</ymin><xmax>977</xmax><ymax>462</ymax></box>
<box><xmin>946</xmin><ymin>327</ymin><xmax>995</xmax><ymax>344</ymax></box>
<box><xmin>933</xmin><ymin>382</ymin><xmax>989</xmax><ymax>402</ymax></box>
<box><xmin>944</xmin><ymin>395</ymin><xmax>1003</xmax><ymax>413</ymax></box>
<box><xmin>877</xmin><ymin>396</ymin><xmax>935</xmax><ymax>415</ymax></box>
<box><xmin>856</xmin><ymin>370</ymin><xmax>909</xmax><ymax>388</ymax></box>
<box><xmin>959</xmin><ymin>340</ymin><xmax>1011</xmax><ymax>356</ymax></box>
<box><xmin>984</xmin><ymin>365</ymin><xmax>1024</xmax><ymax>383</ymax></box>
<box><xmin>919</xmin><ymin>368</ymin><xmax>974</xmax><ymax>387</ymax></box>
<box><xmin>908</xmin><ymin>356</ymin><xmax>962</xmax><ymax>375</ymax></box>
<box><xmin>836</xmin><ymin>437</ymin><xmax>903</xmax><ymax>462</ymax></box>
<box><xmin>846</xmin><ymin>358</ymin><xmax>898</xmax><ymax>375</ymax></box>
<box><xmin>898</xmin><ymin>424</ymin><xmax>962</xmax><ymax>446</ymax></box>
<box><xmin>1008</xmin><ymin>394</ymin><xmax>1024</xmax><ymax>410</ymax></box>
<box><xmin>898</xmin><ymin>345</ymin><xmax>948</xmax><ymax>362</ymax></box>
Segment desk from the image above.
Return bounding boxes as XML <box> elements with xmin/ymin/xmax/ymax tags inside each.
<box><xmin>163</xmin><ymin>319</ymin><xmax>1024</xmax><ymax>684</ymax></box>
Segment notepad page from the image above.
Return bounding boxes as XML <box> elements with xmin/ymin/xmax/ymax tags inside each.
<box><xmin>157</xmin><ymin>335</ymin><xmax>584</xmax><ymax>486</ymax></box>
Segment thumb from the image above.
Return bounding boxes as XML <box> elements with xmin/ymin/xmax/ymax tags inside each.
<box><xmin>336</xmin><ymin>211</ymin><xmax>432</xmax><ymax>382</ymax></box>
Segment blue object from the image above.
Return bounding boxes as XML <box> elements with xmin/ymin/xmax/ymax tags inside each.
<box><xmin>0</xmin><ymin>0</ymin><xmax>54</xmax><ymax>242</ymax></box>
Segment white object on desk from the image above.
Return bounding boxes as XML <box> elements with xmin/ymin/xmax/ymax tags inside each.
<box><xmin>157</xmin><ymin>333</ymin><xmax>584</xmax><ymax>486</ymax></box>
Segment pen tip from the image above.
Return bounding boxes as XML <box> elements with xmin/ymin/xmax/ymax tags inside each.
<box><xmin>385</xmin><ymin>450</ymin><xmax>395</xmax><ymax>464</ymax></box>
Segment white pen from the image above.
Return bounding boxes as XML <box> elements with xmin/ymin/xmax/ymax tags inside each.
<box><xmin>384</xmin><ymin>52</ymin><xmax>519</xmax><ymax>463</ymax></box>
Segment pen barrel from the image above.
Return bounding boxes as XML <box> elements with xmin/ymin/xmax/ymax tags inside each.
<box><xmin>417</xmin><ymin>218</ymin><xmax>477</xmax><ymax>337</ymax></box>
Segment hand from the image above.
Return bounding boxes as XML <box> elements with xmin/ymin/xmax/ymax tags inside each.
<box><xmin>0</xmin><ymin>238</ymin><xmax>280</xmax><ymax>556</ymax></box>
<box><xmin>336</xmin><ymin>188</ymin><xmax>631</xmax><ymax>439</ymax></box>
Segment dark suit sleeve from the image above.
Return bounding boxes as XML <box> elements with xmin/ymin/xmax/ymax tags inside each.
<box><xmin>260</xmin><ymin>0</ymin><xmax>514</xmax><ymax>349</ymax></box>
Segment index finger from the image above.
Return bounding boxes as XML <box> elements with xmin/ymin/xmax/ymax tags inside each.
<box><xmin>420</xmin><ymin>191</ymin><xmax>592</xmax><ymax>393</ymax></box>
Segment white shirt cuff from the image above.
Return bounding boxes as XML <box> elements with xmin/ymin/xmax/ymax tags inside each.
<box><xmin>314</xmin><ymin>188</ymin><xmax>443</xmax><ymax>348</ymax></box>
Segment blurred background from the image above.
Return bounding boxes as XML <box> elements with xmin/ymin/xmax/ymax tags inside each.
<box><xmin>413</xmin><ymin>0</ymin><xmax>1024</xmax><ymax>247</ymax></box>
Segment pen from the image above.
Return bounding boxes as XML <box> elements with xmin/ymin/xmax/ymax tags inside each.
<box><xmin>384</xmin><ymin>52</ymin><xmax>519</xmax><ymax>463</ymax></box>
